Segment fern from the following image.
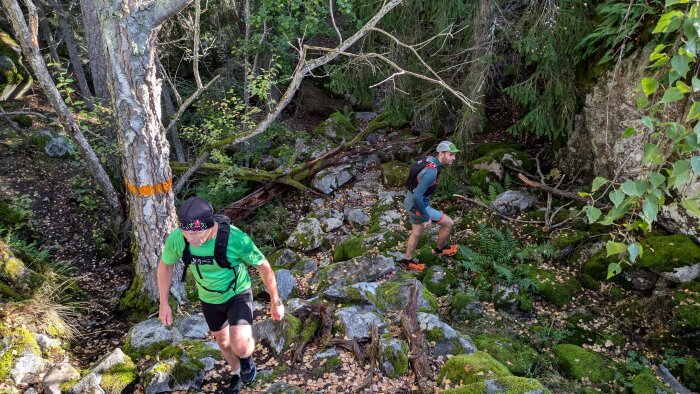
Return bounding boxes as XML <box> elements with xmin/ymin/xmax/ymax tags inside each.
<box><xmin>503</xmin><ymin>173</ymin><xmax>512</xmax><ymax>191</ymax></box>
<box><xmin>487</xmin><ymin>181</ymin><xmax>504</xmax><ymax>202</ymax></box>
<box><xmin>467</xmin><ymin>185</ymin><xmax>485</xmax><ymax>198</ymax></box>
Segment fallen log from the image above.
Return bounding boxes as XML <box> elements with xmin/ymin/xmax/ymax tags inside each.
<box><xmin>517</xmin><ymin>173</ymin><xmax>608</xmax><ymax>209</ymax></box>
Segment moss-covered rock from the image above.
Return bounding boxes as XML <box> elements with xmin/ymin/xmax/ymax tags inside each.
<box><xmin>672</xmin><ymin>281</ymin><xmax>700</xmax><ymax>339</ymax></box>
<box><xmin>100</xmin><ymin>356</ymin><xmax>138</xmax><ymax>394</ymax></box>
<box><xmin>381</xmin><ymin>160</ymin><xmax>410</xmax><ymax>188</ymax></box>
<box><xmin>476</xmin><ymin>143</ymin><xmax>526</xmax><ymax>156</ymax></box>
<box><xmin>379</xmin><ymin>335</ymin><xmax>409</xmax><ymax>378</ymax></box>
<box><xmin>630</xmin><ymin>368</ymin><xmax>672</xmax><ymax>394</ymax></box>
<box><xmin>450</xmin><ymin>292</ymin><xmax>484</xmax><ymax>322</ymax></box>
<box><xmin>473</xmin><ymin>334</ymin><xmax>540</xmax><ymax>376</ymax></box>
<box><xmin>333</xmin><ymin>231</ymin><xmax>402</xmax><ymax>262</ymax></box>
<box><xmin>0</xmin><ymin>323</ymin><xmax>41</xmax><ymax>381</ymax></box>
<box><xmin>314</xmin><ymin>112</ymin><xmax>356</xmax><ymax>142</ymax></box>
<box><xmin>375</xmin><ymin>274</ymin><xmax>438</xmax><ymax>313</ymax></box>
<box><xmin>523</xmin><ymin>265</ymin><xmax>581</xmax><ymax>307</ymax></box>
<box><xmin>0</xmin><ymin>239</ymin><xmax>45</xmax><ymax>297</ymax></box>
<box><xmin>441</xmin><ymin>376</ymin><xmax>551</xmax><ymax>394</ymax></box>
<box><xmin>422</xmin><ymin>265</ymin><xmax>457</xmax><ymax>296</ymax></box>
<box><xmin>553</xmin><ymin>344</ymin><xmax>615</xmax><ymax>383</ymax></box>
<box><xmin>438</xmin><ymin>351</ymin><xmax>512</xmax><ymax>386</ymax></box>
<box><xmin>470</xmin><ymin>169</ymin><xmax>495</xmax><ymax>191</ymax></box>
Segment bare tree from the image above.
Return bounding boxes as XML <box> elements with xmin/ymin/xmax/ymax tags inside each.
<box><xmin>78</xmin><ymin>0</ymin><xmax>110</xmax><ymax>99</ymax></box>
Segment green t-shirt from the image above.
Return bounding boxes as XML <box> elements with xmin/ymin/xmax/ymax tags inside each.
<box><xmin>162</xmin><ymin>224</ymin><xmax>265</xmax><ymax>304</ymax></box>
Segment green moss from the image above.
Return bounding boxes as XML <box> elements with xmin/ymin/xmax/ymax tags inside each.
<box><xmin>0</xmin><ymin>324</ymin><xmax>41</xmax><ymax>380</ymax></box>
<box><xmin>523</xmin><ymin>265</ymin><xmax>581</xmax><ymax>307</ymax></box>
<box><xmin>516</xmin><ymin>291</ymin><xmax>534</xmax><ymax>312</ymax></box>
<box><xmin>381</xmin><ymin>161</ymin><xmax>410</xmax><ymax>187</ymax></box>
<box><xmin>550</xmin><ymin>229</ymin><xmax>588</xmax><ymax>250</ymax></box>
<box><xmin>100</xmin><ymin>356</ymin><xmax>137</xmax><ymax>394</ymax></box>
<box><xmin>122</xmin><ymin>331</ymin><xmax>170</xmax><ymax>361</ymax></box>
<box><xmin>170</xmin><ymin>356</ymin><xmax>204</xmax><ymax>384</ymax></box>
<box><xmin>473</xmin><ymin>334</ymin><xmax>540</xmax><ymax>376</ymax></box>
<box><xmin>283</xmin><ymin>314</ymin><xmax>302</xmax><ymax>350</ymax></box>
<box><xmin>630</xmin><ymin>368</ymin><xmax>672</xmax><ymax>394</ymax></box>
<box><xmin>485</xmin><ymin>149</ymin><xmax>535</xmax><ymax>173</ymax></box>
<box><xmin>450</xmin><ymin>292</ymin><xmax>482</xmax><ymax>321</ymax></box>
<box><xmin>118</xmin><ymin>275</ymin><xmax>157</xmax><ymax>322</ymax></box>
<box><xmin>553</xmin><ymin>344</ymin><xmax>614</xmax><ymax>383</ymax></box>
<box><xmin>314</xmin><ymin>112</ymin><xmax>356</xmax><ymax>142</ymax></box>
<box><xmin>380</xmin><ymin>336</ymin><xmax>409</xmax><ymax>378</ymax></box>
<box><xmin>300</xmin><ymin>318</ymin><xmax>320</xmax><ymax>343</ymax></box>
<box><xmin>470</xmin><ymin>169</ymin><xmax>493</xmax><ymax>191</ymax></box>
<box><xmin>422</xmin><ymin>265</ymin><xmax>457</xmax><ymax>296</ymax></box>
<box><xmin>416</xmin><ymin>244</ymin><xmax>439</xmax><ymax>267</ymax></box>
<box><xmin>0</xmin><ymin>280</ymin><xmax>22</xmax><ymax>300</ymax></box>
<box><xmin>682</xmin><ymin>356</ymin><xmax>700</xmax><ymax>391</ymax></box>
<box><xmin>59</xmin><ymin>377</ymin><xmax>80</xmax><ymax>392</ymax></box>
<box><xmin>441</xmin><ymin>376</ymin><xmax>550</xmax><ymax>394</ymax></box>
<box><xmin>420</xmin><ymin>287</ymin><xmax>439</xmax><ymax>313</ymax></box>
<box><xmin>438</xmin><ymin>351</ymin><xmax>512</xmax><ymax>385</ymax></box>
<box><xmin>577</xmin><ymin>273</ymin><xmax>600</xmax><ymax>290</ymax></box>
<box><xmin>333</xmin><ymin>235</ymin><xmax>368</xmax><ymax>262</ymax></box>
<box><xmin>608</xmin><ymin>286</ymin><xmax>623</xmax><ymax>301</ymax></box>
<box><xmin>636</xmin><ymin>235</ymin><xmax>700</xmax><ymax>272</ymax></box>
<box><xmin>476</xmin><ymin>143</ymin><xmax>525</xmax><ymax>156</ymax></box>
<box><xmin>158</xmin><ymin>345</ymin><xmax>185</xmax><ymax>360</ymax></box>
<box><xmin>11</xmin><ymin>115</ymin><xmax>31</xmax><ymax>128</ymax></box>
<box><xmin>0</xmin><ymin>201</ymin><xmax>23</xmax><ymax>225</ymax></box>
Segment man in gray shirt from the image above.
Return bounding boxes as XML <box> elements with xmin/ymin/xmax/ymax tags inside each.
<box><xmin>400</xmin><ymin>141</ymin><xmax>460</xmax><ymax>271</ymax></box>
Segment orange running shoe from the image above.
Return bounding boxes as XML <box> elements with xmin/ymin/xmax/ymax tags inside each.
<box><xmin>433</xmin><ymin>244</ymin><xmax>458</xmax><ymax>257</ymax></box>
<box><xmin>398</xmin><ymin>259</ymin><xmax>426</xmax><ymax>272</ymax></box>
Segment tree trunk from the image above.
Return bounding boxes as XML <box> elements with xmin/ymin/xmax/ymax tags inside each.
<box><xmin>78</xmin><ymin>0</ymin><xmax>110</xmax><ymax>100</ymax></box>
<box><xmin>161</xmin><ymin>82</ymin><xmax>186</xmax><ymax>162</ymax></box>
<box><xmin>2</xmin><ymin>0</ymin><xmax>123</xmax><ymax>222</ymax></box>
<box><xmin>53</xmin><ymin>0</ymin><xmax>94</xmax><ymax>110</ymax></box>
<box><xmin>96</xmin><ymin>0</ymin><xmax>191</xmax><ymax>302</ymax></box>
<box><xmin>36</xmin><ymin>5</ymin><xmax>60</xmax><ymax>65</ymax></box>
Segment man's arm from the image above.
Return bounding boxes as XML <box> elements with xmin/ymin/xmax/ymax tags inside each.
<box><xmin>157</xmin><ymin>260</ymin><xmax>174</xmax><ymax>326</ymax></box>
<box><xmin>411</xmin><ymin>168</ymin><xmax>437</xmax><ymax>222</ymax></box>
<box><xmin>255</xmin><ymin>259</ymin><xmax>284</xmax><ymax>320</ymax></box>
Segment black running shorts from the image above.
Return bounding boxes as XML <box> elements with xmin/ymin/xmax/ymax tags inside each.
<box><xmin>200</xmin><ymin>289</ymin><xmax>254</xmax><ymax>331</ymax></box>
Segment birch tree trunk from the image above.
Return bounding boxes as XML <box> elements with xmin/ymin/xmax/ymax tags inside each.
<box><xmin>53</xmin><ymin>0</ymin><xmax>94</xmax><ymax>110</ymax></box>
<box><xmin>78</xmin><ymin>0</ymin><xmax>110</xmax><ymax>100</ymax></box>
<box><xmin>96</xmin><ymin>0</ymin><xmax>191</xmax><ymax>302</ymax></box>
<box><xmin>36</xmin><ymin>6</ymin><xmax>60</xmax><ymax>65</ymax></box>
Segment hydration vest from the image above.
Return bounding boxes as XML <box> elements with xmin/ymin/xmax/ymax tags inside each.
<box><xmin>181</xmin><ymin>214</ymin><xmax>242</xmax><ymax>294</ymax></box>
<box><xmin>406</xmin><ymin>157</ymin><xmax>440</xmax><ymax>196</ymax></box>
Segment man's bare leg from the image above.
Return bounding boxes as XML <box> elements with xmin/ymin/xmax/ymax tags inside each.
<box><xmin>405</xmin><ymin>223</ymin><xmax>426</xmax><ymax>260</ymax></box>
<box><xmin>436</xmin><ymin>215</ymin><xmax>454</xmax><ymax>250</ymax></box>
<box><xmin>212</xmin><ymin>326</ymin><xmax>240</xmax><ymax>372</ymax></box>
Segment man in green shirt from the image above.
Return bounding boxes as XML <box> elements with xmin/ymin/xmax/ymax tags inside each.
<box><xmin>158</xmin><ymin>196</ymin><xmax>284</xmax><ymax>394</ymax></box>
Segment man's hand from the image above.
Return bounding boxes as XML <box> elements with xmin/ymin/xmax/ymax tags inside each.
<box><xmin>422</xmin><ymin>219</ymin><xmax>432</xmax><ymax>229</ymax></box>
<box><xmin>270</xmin><ymin>302</ymin><xmax>284</xmax><ymax>321</ymax></box>
<box><xmin>159</xmin><ymin>303</ymin><xmax>173</xmax><ymax>327</ymax></box>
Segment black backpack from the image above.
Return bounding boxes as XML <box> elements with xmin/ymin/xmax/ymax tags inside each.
<box><xmin>181</xmin><ymin>214</ymin><xmax>241</xmax><ymax>294</ymax></box>
<box><xmin>406</xmin><ymin>157</ymin><xmax>440</xmax><ymax>196</ymax></box>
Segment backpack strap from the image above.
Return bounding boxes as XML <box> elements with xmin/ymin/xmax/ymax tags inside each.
<box><xmin>181</xmin><ymin>238</ymin><xmax>192</xmax><ymax>282</ymax></box>
<box><xmin>214</xmin><ymin>221</ymin><xmax>231</xmax><ymax>269</ymax></box>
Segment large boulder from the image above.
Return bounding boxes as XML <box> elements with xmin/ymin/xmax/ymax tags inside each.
<box><xmin>332</xmin><ymin>231</ymin><xmax>402</xmax><ymax>262</ymax></box>
<box><xmin>417</xmin><ymin>312</ymin><xmax>476</xmax><ymax>356</ymax></box>
<box><xmin>376</xmin><ymin>276</ymin><xmax>438</xmax><ymax>314</ymax></box>
<box><xmin>473</xmin><ymin>334</ymin><xmax>540</xmax><ymax>376</ymax></box>
<box><xmin>490</xmin><ymin>190</ymin><xmax>536</xmax><ymax>217</ymax></box>
<box><xmin>68</xmin><ymin>348</ymin><xmax>137</xmax><ymax>394</ymax></box>
<box><xmin>441</xmin><ymin>376</ymin><xmax>551</xmax><ymax>394</ymax></box>
<box><xmin>285</xmin><ymin>217</ymin><xmax>325</xmax><ymax>252</ymax></box>
<box><xmin>556</xmin><ymin>48</ymin><xmax>699</xmax><ymax>243</ymax></box>
<box><xmin>314</xmin><ymin>112</ymin><xmax>356</xmax><ymax>142</ymax></box>
<box><xmin>0</xmin><ymin>324</ymin><xmax>46</xmax><ymax>385</ymax></box>
<box><xmin>43</xmin><ymin>362</ymin><xmax>80</xmax><ymax>394</ymax></box>
<box><xmin>438</xmin><ymin>351</ymin><xmax>511</xmax><ymax>386</ymax></box>
<box><xmin>123</xmin><ymin>319</ymin><xmax>183</xmax><ymax>359</ymax></box>
<box><xmin>322</xmin><ymin>281</ymin><xmax>380</xmax><ymax>306</ymax></box>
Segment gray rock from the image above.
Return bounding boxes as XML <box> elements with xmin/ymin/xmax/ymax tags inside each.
<box><xmin>174</xmin><ymin>315</ymin><xmax>209</xmax><ymax>339</ymax></box>
<box><xmin>70</xmin><ymin>348</ymin><xmax>134</xmax><ymax>394</ymax></box>
<box><xmin>619</xmin><ymin>269</ymin><xmax>658</xmax><ymax>290</ymax></box>
<box><xmin>253</xmin><ymin>317</ymin><xmax>297</xmax><ymax>355</ymax></box>
<box><xmin>43</xmin><ymin>362</ymin><xmax>80</xmax><ymax>394</ymax></box>
<box><xmin>34</xmin><ymin>333</ymin><xmax>60</xmax><ymax>351</ymax></box>
<box><xmin>344</xmin><ymin>207</ymin><xmax>370</xmax><ymax>226</ymax></box>
<box><xmin>655</xmin><ymin>264</ymin><xmax>700</xmax><ymax>283</ymax></box>
<box><xmin>274</xmin><ymin>269</ymin><xmax>296</xmax><ymax>300</ymax></box>
<box><xmin>9</xmin><ymin>352</ymin><xmax>48</xmax><ymax>384</ymax></box>
<box><xmin>312</xmin><ymin>164</ymin><xmax>354</xmax><ymax>194</ymax></box>
<box><xmin>286</xmin><ymin>217</ymin><xmax>325</xmax><ymax>251</ymax></box>
<box><xmin>492</xmin><ymin>284</ymin><xmax>520</xmax><ymax>309</ymax></box>
<box><xmin>313</xmin><ymin>347</ymin><xmax>339</xmax><ymax>360</ymax></box>
<box><xmin>321</xmin><ymin>217</ymin><xmax>344</xmax><ymax>232</ymax></box>
<box><xmin>125</xmin><ymin>319</ymin><xmax>181</xmax><ymax>351</ymax></box>
<box><xmin>377</xmin><ymin>278</ymin><xmax>436</xmax><ymax>314</ymax></box>
<box><xmin>271</xmin><ymin>249</ymin><xmax>299</xmax><ymax>268</ymax></box>
<box><xmin>23</xmin><ymin>389</ymin><xmax>38</xmax><ymax>394</ymax></box>
<box><xmin>285</xmin><ymin>298</ymin><xmax>308</xmax><ymax>314</ymax></box>
<box><xmin>261</xmin><ymin>382</ymin><xmax>302</xmax><ymax>394</ymax></box>
<box><xmin>451</xmin><ymin>299</ymin><xmax>484</xmax><ymax>322</ymax></box>
<box><xmin>490</xmin><ymin>190</ymin><xmax>536</xmax><ymax>217</ymax></box>
<box><xmin>45</xmin><ymin>135</ymin><xmax>72</xmax><ymax>158</ymax></box>
<box><xmin>417</xmin><ymin>312</ymin><xmax>476</xmax><ymax>356</ymax></box>
<box><xmin>323</xmin><ymin>282</ymin><xmax>379</xmax><ymax>306</ymax></box>
<box><xmin>378</xmin><ymin>209</ymin><xmax>403</xmax><ymax>229</ymax></box>
<box><xmin>312</xmin><ymin>254</ymin><xmax>395</xmax><ymax>291</ymax></box>
<box><xmin>335</xmin><ymin>306</ymin><xmax>387</xmax><ymax>340</ymax></box>
<box><xmin>299</xmin><ymin>258</ymin><xmax>317</xmax><ymax>273</ymax></box>
<box><xmin>354</xmin><ymin>112</ymin><xmax>378</xmax><ymax>122</ymax></box>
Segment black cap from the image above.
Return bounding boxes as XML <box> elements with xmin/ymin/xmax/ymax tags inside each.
<box><xmin>178</xmin><ymin>196</ymin><xmax>215</xmax><ymax>231</ymax></box>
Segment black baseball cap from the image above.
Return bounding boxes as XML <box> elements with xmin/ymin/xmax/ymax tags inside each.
<box><xmin>178</xmin><ymin>196</ymin><xmax>215</xmax><ymax>231</ymax></box>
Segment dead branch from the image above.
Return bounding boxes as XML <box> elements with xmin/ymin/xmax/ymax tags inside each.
<box><xmin>0</xmin><ymin>104</ymin><xmax>22</xmax><ymax>132</ymax></box>
<box><xmin>656</xmin><ymin>364</ymin><xmax>692</xmax><ymax>394</ymax></box>
<box><xmin>161</xmin><ymin>74</ymin><xmax>220</xmax><ymax>136</ymax></box>
<box><xmin>192</xmin><ymin>0</ymin><xmax>203</xmax><ymax>89</ymax></box>
<box><xmin>453</xmin><ymin>194</ymin><xmax>547</xmax><ymax>225</ymax></box>
<box><xmin>400</xmin><ymin>283</ymin><xmax>434</xmax><ymax>394</ymax></box>
<box><xmin>331</xmin><ymin>338</ymin><xmax>365</xmax><ymax>363</ymax></box>
<box><xmin>354</xmin><ymin>323</ymin><xmax>379</xmax><ymax>393</ymax></box>
<box><xmin>517</xmin><ymin>173</ymin><xmax>609</xmax><ymax>209</ymax></box>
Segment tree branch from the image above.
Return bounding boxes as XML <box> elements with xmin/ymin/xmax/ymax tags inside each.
<box><xmin>151</xmin><ymin>0</ymin><xmax>193</xmax><ymax>29</ymax></box>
